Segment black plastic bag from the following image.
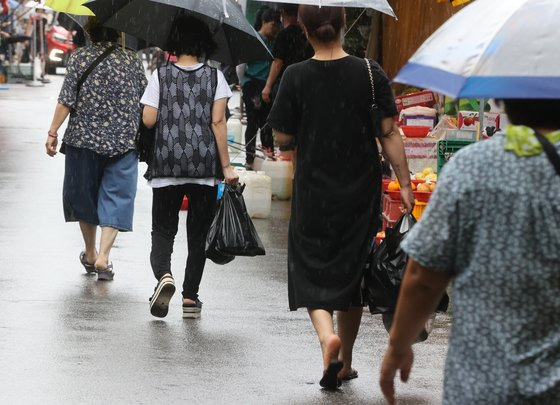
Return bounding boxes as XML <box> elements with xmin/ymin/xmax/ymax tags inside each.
<box><xmin>365</xmin><ymin>214</ymin><xmax>416</xmax><ymax>314</ymax></box>
<box><xmin>365</xmin><ymin>213</ymin><xmax>450</xmax><ymax>342</ymax></box>
<box><xmin>205</xmin><ymin>184</ymin><xmax>265</xmax><ymax>263</ymax></box>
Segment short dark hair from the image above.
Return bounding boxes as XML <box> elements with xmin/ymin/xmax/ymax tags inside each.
<box><xmin>501</xmin><ymin>99</ymin><xmax>560</xmax><ymax>129</ymax></box>
<box><xmin>84</xmin><ymin>17</ymin><xmax>119</xmax><ymax>44</ymax></box>
<box><xmin>299</xmin><ymin>6</ymin><xmax>345</xmax><ymax>43</ymax></box>
<box><xmin>280</xmin><ymin>4</ymin><xmax>299</xmax><ymax>17</ymax></box>
<box><xmin>167</xmin><ymin>14</ymin><xmax>217</xmax><ymax>58</ymax></box>
<box><xmin>262</xmin><ymin>8</ymin><xmax>280</xmax><ymax>24</ymax></box>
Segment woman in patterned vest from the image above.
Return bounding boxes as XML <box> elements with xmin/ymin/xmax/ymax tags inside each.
<box><xmin>141</xmin><ymin>14</ymin><xmax>238</xmax><ymax>319</ymax></box>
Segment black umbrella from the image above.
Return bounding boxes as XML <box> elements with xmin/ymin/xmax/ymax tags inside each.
<box><xmin>85</xmin><ymin>0</ymin><xmax>272</xmax><ymax>65</ymax></box>
<box><xmin>56</xmin><ymin>12</ymin><xmax>150</xmax><ymax>51</ymax></box>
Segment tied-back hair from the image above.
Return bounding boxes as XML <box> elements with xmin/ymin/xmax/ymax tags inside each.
<box><xmin>298</xmin><ymin>5</ymin><xmax>345</xmax><ymax>43</ymax></box>
<box><xmin>167</xmin><ymin>14</ymin><xmax>217</xmax><ymax>59</ymax></box>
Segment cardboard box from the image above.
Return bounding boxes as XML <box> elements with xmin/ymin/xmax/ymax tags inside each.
<box><xmin>395</xmin><ymin>90</ymin><xmax>436</xmax><ymax>112</ymax></box>
<box><xmin>458</xmin><ymin>111</ymin><xmax>500</xmax><ymax>131</ymax></box>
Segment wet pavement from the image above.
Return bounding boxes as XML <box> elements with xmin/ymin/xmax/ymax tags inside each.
<box><xmin>0</xmin><ymin>76</ymin><xmax>450</xmax><ymax>404</ymax></box>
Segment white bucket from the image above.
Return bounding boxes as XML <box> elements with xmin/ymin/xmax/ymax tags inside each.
<box><xmin>262</xmin><ymin>159</ymin><xmax>293</xmax><ymax>200</ymax></box>
<box><xmin>241</xmin><ymin>171</ymin><xmax>272</xmax><ymax>219</ymax></box>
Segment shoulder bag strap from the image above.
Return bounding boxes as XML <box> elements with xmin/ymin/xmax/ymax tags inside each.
<box><xmin>76</xmin><ymin>45</ymin><xmax>117</xmax><ymax>98</ymax></box>
<box><xmin>364</xmin><ymin>58</ymin><xmax>378</xmax><ymax>110</ymax></box>
<box><xmin>534</xmin><ymin>130</ymin><xmax>560</xmax><ymax>177</ymax></box>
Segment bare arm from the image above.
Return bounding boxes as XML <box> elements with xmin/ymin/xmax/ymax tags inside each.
<box><xmin>273</xmin><ymin>130</ymin><xmax>297</xmax><ymax>175</ymax></box>
<box><xmin>379</xmin><ymin>259</ymin><xmax>451</xmax><ymax>404</ymax></box>
<box><xmin>142</xmin><ymin>105</ymin><xmax>158</xmax><ymax>129</ymax></box>
<box><xmin>378</xmin><ymin>117</ymin><xmax>414</xmax><ymax>212</ymax></box>
<box><xmin>45</xmin><ymin>103</ymin><xmax>71</xmax><ymax>157</ymax></box>
<box><xmin>262</xmin><ymin>58</ymin><xmax>284</xmax><ymax>103</ymax></box>
<box><xmin>211</xmin><ymin>98</ymin><xmax>238</xmax><ymax>185</ymax></box>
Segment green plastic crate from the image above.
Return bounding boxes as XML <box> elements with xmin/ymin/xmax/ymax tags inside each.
<box><xmin>437</xmin><ymin>139</ymin><xmax>474</xmax><ymax>173</ymax></box>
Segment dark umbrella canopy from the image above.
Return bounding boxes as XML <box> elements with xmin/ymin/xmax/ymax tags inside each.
<box><xmin>56</xmin><ymin>12</ymin><xmax>150</xmax><ymax>51</ymax></box>
<box><xmin>86</xmin><ymin>0</ymin><xmax>272</xmax><ymax>65</ymax></box>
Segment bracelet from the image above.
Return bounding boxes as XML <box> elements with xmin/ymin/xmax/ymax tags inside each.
<box><xmin>48</xmin><ymin>133</ymin><xmax>58</xmax><ymax>138</ymax></box>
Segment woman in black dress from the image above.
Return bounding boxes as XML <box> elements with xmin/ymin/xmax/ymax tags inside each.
<box><xmin>268</xmin><ymin>6</ymin><xmax>414</xmax><ymax>390</ymax></box>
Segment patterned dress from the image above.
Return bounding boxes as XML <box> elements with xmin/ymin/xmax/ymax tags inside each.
<box><xmin>402</xmin><ymin>134</ymin><xmax>560</xmax><ymax>404</ymax></box>
<box><xmin>58</xmin><ymin>42</ymin><xmax>147</xmax><ymax>157</ymax></box>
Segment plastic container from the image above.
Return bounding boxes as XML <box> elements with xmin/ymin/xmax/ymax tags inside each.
<box><xmin>382</xmin><ymin>178</ymin><xmax>392</xmax><ymax>191</ymax></box>
<box><xmin>262</xmin><ymin>158</ymin><xmax>293</xmax><ymax>200</ymax></box>
<box><xmin>401</xmin><ymin>126</ymin><xmax>431</xmax><ymax>138</ymax></box>
<box><xmin>383</xmin><ymin>193</ymin><xmax>403</xmax><ymax>222</ymax></box>
<box><xmin>437</xmin><ymin>139</ymin><xmax>473</xmax><ymax>173</ymax></box>
<box><xmin>382</xmin><ymin>214</ymin><xmax>397</xmax><ymax>231</ymax></box>
<box><xmin>253</xmin><ymin>155</ymin><xmax>266</xmax><ymax>172</ymax></box>
<box><xmin>413</xmin><ymin>191</ymin><xmax>431</xmax><ymax>203</ymax></box>
<box><xmin>241</xmin><ymin>171</ymin><xmax>272</xmax><ymax>219</ymax></box>
<box><xmin>180</xmin><ymin>196</ymin><xmax>189</xmax><ymax>211</ymax></box>
<box><xmin>386</xmin><ymin>190</ymin><xmax>401</xmax><ymax>201</ymax></box>
<box><xmin>412</xmin><ymin>201</ymin><xmax>427</xmax><ymax>220</ymax></box>
<box><xmin>227</xmin><ymin>118</ymin><xmax>243</xmax><ymax>147</ymax></box>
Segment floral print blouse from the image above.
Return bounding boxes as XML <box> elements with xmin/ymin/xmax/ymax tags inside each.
<box><xmin>58</xmin><ymin>42</ymin><xmax>147</xmax><ymax>157</ymax></box>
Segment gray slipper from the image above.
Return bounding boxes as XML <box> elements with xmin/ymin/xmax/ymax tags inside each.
<box><xmin>342</xmin><ymin>369</ymin><xmax>358</xmax><ymax>381</ymax></box>
<box><xmin>97</xmin><ymin>263</ymin><xmax>114</xmax><ymax>281</ymax></box>
<box><xmin>79</xmin><ymin>251</ymin><xmax>97</xmax><ymax>274</ymax></box>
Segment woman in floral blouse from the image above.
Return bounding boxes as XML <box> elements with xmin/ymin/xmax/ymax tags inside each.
<box><xmin>45</xmin><ymin>18</ymin><xmax>147</xmax><ymax>281</ymax></box>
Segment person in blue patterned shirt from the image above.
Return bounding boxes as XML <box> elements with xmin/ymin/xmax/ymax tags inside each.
<box><xmin>380</xmin><ymin>98</ymin><xmax>560</xmax><ymax>404</ymax></box>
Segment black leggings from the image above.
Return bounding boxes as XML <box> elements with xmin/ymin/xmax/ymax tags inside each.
<box><xmin>242</xmin><ymin>79</ymin><xmax>274</xmax><ymax>164</ymax></box>
<box><xmin>150</xmin><ymin>184</ymin><xmax>217</xmax><ymax>299</ymax></box>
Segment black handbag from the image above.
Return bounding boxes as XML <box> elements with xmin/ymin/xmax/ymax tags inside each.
<box><xmin>365</xmin><ymin>58</ymin><xmax>384</xmax><ymax>137</ymax></box>
<box><xmin>136</xmin><ymin>66</ymin><xmax>161</xmax><ymax>163</ymax></box>
<box><xmin>534</xmin><ymin>130</ymin><xmax>560</xmax><ymax>177</ymax></box>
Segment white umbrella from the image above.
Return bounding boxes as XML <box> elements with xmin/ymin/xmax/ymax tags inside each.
<box><xmin>394</xmin><ymin>0</ymin><xmax>560</xmax><ymax>99</ymax></box>
<box><xmin>258</xmin><ymin>0</ymin><xmax>396</xmax><ymax>18</ymax></box>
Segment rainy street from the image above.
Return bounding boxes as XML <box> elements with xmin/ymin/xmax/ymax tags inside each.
<box><xmin>0</xmin><ymin>76</ymin><xmax>451</xmax><ymax>404</ymax></box>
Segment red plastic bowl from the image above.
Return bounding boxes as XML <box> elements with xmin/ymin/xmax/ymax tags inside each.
<box><xmin>413</xmin><ymin>191</ymin><xmax>431</xmax><ymax>203</ymax></box>
<box><xmin>382</xmin><ymin>178</ymin><xmax>392</xmax><ymax>191</ymax></box>
<box><xmin>401</xmin><ymin>126</ymin><xmax>431</xmax><ymax>138</ymax></box>
<box><xmin>387</xmin><ymin>190</ymin><xmax>401</xmax><ymax>200</ymax></box>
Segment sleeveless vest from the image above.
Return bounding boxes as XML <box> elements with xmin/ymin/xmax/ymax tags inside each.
<box><xmin>150</xmin><ymin>64</ymin><xmax>219</xmax><ymax>179</ymax></box>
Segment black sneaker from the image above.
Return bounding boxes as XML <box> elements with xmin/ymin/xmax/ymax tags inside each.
<box><xmin>182</xmin><ymin>299</ymin><xmax>202</xmax><ymax>319</ymax></box>
<box><xmin>149</xmin><ymin>275</ymin><xmax>176</xmax><ymax>318</ymax></box>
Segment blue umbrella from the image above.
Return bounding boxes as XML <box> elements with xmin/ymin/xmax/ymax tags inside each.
<box><xmin>394</xmin><ymin>0</ymin><xmax>560</xmax><ymax>99</ymax></box>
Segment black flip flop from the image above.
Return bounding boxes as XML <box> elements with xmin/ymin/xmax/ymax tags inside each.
<box><xmin>319</xmin><ymin>361</ymin><xmax>343</xmax><ymax>390</ymax></box>
<box><xmin>342</xmin><ymin>369</ymin><xmax>358</xmax><ymax>381</ymax></box>
<box><xmin>79</xmin><ymin>251</ymin><xmax>96</xmax><ymax>274</ymax></box>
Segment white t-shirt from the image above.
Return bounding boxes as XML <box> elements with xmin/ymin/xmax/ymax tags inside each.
<box><xmin>140</xmin><ymin>63</ymin><xmax>233</xmax><ymax>188</ymax></box>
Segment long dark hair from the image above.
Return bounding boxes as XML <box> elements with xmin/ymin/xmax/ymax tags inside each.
<box><xmin>167</xmin><ymin>14</ymin><xmax>217</xmax><ymax>58</ymax></box>
<box><xmin>298</xmin><ymin>6</ymin><xmax>345</xmax><ymax>43</ymax></box>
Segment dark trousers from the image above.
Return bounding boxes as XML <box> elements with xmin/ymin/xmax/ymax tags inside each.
<box><xmin>150</xmin><ymin>184</ymin><xmax>217</xmax><ymax>299</ymax></box>
<box><xmin>242</xmin><ymin>79</ymin><xmax>274</xmax><ymax>164</ymax></box>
